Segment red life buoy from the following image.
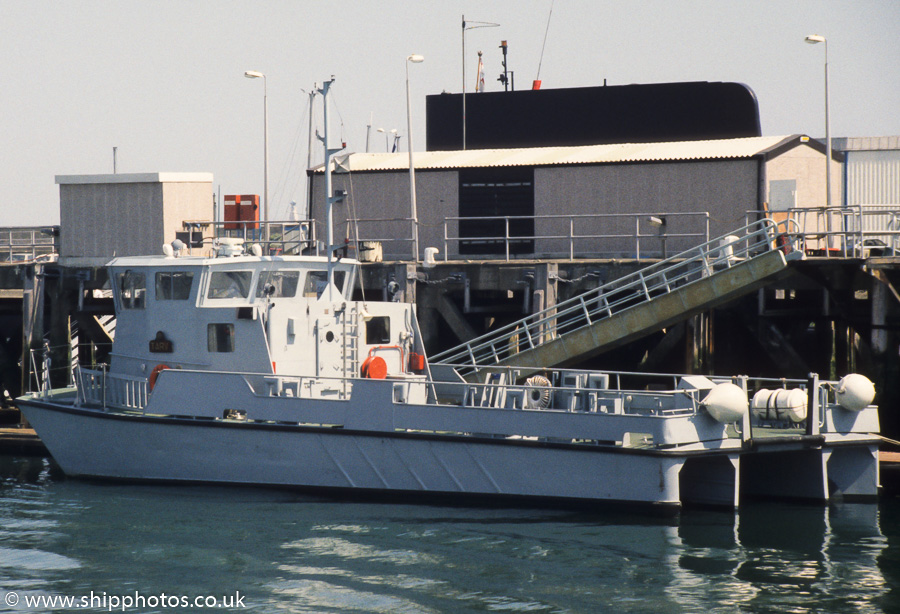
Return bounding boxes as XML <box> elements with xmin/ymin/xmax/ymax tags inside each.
<box><xmin>776</xmin><ymin>234</ymin><xmax>793</xmax><ymax>255</ymax></box>
<box><xmin>360</xmin><ymin>356</ymin><xmax>387</xmax><ymax>379</ymax></box>
<box><xmin>149</xmin><ymin>364</ymin><xmax>169</xmax><ymax>391</ymax></box>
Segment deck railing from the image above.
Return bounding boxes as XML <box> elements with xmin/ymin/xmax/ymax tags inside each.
<box><xmin>74</xmin><ymin>365</ymin><xmax>148</xmax><ymax>410</ymax></box>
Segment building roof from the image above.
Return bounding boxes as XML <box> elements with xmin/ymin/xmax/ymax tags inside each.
<box><xmin>322</xmin><ymin>135</ymin><xmax>805</xmax><ymax>173</ymax></box>
<box><xmin>832</xmin><ymin>136</ymin><xmax>900</xmax><ymax>152</ymax></box>
<box><xmin>56</xmin><ymin>172</ymin><xmax>214</xmax><ymax>185</ymax></box>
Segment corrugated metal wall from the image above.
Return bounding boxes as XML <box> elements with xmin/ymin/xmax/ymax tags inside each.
<box><xmin>845</xmin><ymin>150</ymin><xmax>900</xmax><ymax>206</ymax></box>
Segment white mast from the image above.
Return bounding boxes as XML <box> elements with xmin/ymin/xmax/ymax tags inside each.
<box><xmin>318</xmin><ymin>78</ymin><xmax>342</xmax><ymax>302</ymax></box>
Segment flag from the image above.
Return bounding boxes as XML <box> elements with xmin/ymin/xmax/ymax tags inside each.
<box><xmin>475</xmin><ymin>51</ymin><xmax>485</xmax><ymax>92</ymax></box>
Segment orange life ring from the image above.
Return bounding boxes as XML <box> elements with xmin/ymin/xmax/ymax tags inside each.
<box><xmin>360</xmin><ymin>356</ymin><xmax>387</xmax><ymax>379</ymax></box>
<box><xmin>149</xmin><ymin>364</ymin><xmax>169</xmax><ymax>391</ymax></box>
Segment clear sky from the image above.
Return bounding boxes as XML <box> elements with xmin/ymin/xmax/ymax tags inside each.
<box><xmin>2</xmin><ymin>0</ymin><xmax>899</xmax><ymax>226</ymax></box>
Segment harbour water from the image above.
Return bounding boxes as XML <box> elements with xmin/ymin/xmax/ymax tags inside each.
<box><xmin>0</xmin><ymin>454</ymin><xmax>897</xmax><ymax>613</ymax></box>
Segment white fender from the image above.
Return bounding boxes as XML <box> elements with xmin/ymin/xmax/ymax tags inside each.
<box><xmin>702</xmin><ymin>383</ymin><xmax>749</xmax><ymax>423</ymax></box>
<box><xmin>836</xmin><ymin>373</ymin><xmax>875</xmax><ymax>412</ymax></box>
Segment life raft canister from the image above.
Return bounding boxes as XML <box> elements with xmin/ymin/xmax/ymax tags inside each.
<box><xmin>149</xmin><ymin>364</ymin><xmax>170</xmax><ymax>391</ymax></box>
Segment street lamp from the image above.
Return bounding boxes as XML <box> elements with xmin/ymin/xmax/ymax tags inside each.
<box><xmin>805</xmin><ymin>34</ymin><xmax>832</xmax><ymax>209</ymax></box>
<box><xmin>376</xmin><ymin>128</ymin><xmax>397</xmax><ymax>152</ymax></box>
<box><xmin>406</xmin><ymin>54</ymin><xmax>424</xmax><ymax>261</ymax></box>
<box><xmin>244</xmin><ymin>70</ymin><xmax>269</xmax><ymax>241</ymax></box>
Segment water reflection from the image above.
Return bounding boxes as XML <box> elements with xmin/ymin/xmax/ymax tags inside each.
<box><xmin>669</xmin><ymin>503</ymin><xmax>888</xmax><ymax>613</ymax></box>
<box><xmin>0</xmin><ymin>455</ymin><xmax>896</xmax><ymax>613</ymax></box>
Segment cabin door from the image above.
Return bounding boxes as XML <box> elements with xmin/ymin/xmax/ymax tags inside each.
<box><xmin>315</xmin><ymin>308</ymin><xmax>359</xmax><ymax>380</ymax></box>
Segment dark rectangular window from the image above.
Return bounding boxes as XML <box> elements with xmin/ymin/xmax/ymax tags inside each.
<box><xmin>366</xmin><ymin>316</ymin><xmax>390</xmax><ymax>344</ymax></box>
<box><xmin>156</xmin><ymin>272</ymin><xmax>194</xmax><ymax>300</ymax></box>
<box><xmin>207</xmin><ymin>323</ymin><xmax>235</xmax><ymax>352</ymax></box>
<box><xmin>117</xmin><ymin>271</ymin><xmax>146</xmax><ymax>309</ymax></box>
<box><xmin>459</xmin><ymin>167</ymin><xmax>535</xmax><ymax>255</ymax></box>
<box><xmin>256</xmin><ymin>271</ymin><xmax>300</xmax><ymax>298</ymax></box>
<box><xmin>303</xmin><ymin>271</ymin><xmax>346</xmax><ymax>298</ymax></box>
<box><xmin>207</xmin><ymin>271</ymin><xmax>253</xmax><ymax>299</ymax></box>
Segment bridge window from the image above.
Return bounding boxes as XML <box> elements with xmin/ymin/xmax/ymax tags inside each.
<box><xmin>207</xmin><ymin>323</ymin><xmax>235</xmax><ymax>352</ymax></box>
<box><xmin>207</xmin><ymin>271</ymin><xmax>253</xmax><ymax>299</ymax></box>
<box><xmin>116</xmin><ymin>271</ymin><xmax>146</xmax><ymax>309</ymax></box>
<box><xmin>156</xmin><ymin>271</ymin><xmax>194</xmax><ymax>300</ymax></box>
<box><xmin>256</xmin><ymin>271</ymin><xmax>300</xmax><ymax>298</ymax></box>
<box><xmin>303</xmin><ymin>271</ymin><xmax>346</xmax><ymax>298</ymax></box>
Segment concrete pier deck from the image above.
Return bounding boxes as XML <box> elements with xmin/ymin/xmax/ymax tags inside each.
<box><xmin>0</xmin><ymin>426</ymin><xmax>47</xmax><ymax>456</ymax></box>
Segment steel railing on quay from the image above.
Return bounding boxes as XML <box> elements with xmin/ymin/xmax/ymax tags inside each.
<box><xmin>184</xmin><ymin>220</ymin><xmax>317</xmax><ymax>256</ymax></box>
<box><xmin>746</xmin><ymin>205</ymin><xmax>900</xmax><ymax>259</ymax></box>
<box><xmin>441</xmin><ymin>211</ymin><xmax>711</xmax><ymax>261</ymax></box>
<box><xmin>294</xmin><ymin>211</ymin><xmax>711</xmax><ymax>262</ymax></box>
<box><xmin>0</xmin><ymin>226</ymin><xmax>59</xmax><ymax>263</ymax></box>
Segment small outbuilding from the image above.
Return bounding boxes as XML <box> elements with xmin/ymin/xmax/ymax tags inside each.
<box><xmin>56</xmin><ymin>172</ymin><xmax>214</xmax><ymax>266</ymax></box>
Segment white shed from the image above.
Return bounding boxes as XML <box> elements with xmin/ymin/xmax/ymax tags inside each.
<box><xmin>56</xmin><ymin>172</ymin><xmax>214</xmax><ymax>266</ymax></box>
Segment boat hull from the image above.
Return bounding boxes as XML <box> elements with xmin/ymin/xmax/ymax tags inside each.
<box><xmin>20</xmin><ymin>397</ymin><xmax>694</xmax><ymax>511</ymax></box>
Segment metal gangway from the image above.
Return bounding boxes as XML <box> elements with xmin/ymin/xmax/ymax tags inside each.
<box><xmin>431</xmin><ymin>219</ymin><xmax>803</xmax><ymax>381</ymax></box>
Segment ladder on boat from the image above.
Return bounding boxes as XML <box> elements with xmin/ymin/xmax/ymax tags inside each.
<box><xmin>341</xmin><ymin>305</ymin><xmax>361</xmax><ymax>397</ymax></box>
<box><xmin>431</xmin><ymin>218</ymin><xmax>803</xmax><ymax>381</ymax></box>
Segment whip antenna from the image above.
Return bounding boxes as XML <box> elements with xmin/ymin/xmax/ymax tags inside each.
<box><xmin>534</xmin><ymin>0</ymin><xmax>555</xmax><ymax>89</ymax></box>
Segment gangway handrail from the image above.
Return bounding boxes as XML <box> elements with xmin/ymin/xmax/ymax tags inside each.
<box><xmin>431</xmin><ymin>218</ymin><xmax>801</xmax><ymax>371</ymax></box>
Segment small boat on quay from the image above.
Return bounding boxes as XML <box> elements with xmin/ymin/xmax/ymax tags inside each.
<box><xmin>16</xmin><ymin>80</ymin><xmax>883</xmax><ymax>512</ymax></box>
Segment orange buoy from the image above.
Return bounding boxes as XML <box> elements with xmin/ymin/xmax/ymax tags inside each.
<box><xmin>361</xmin><ymin>356</ymin><xmax>388</xmax><ymax>379</ymax></box>
<box><xmin>149</xmin><ymin>364</ymin><xmax>170</xmax><ymax>391</ymax></box>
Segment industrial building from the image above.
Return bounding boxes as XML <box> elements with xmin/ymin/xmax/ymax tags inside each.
<box><xmin>309</xmin><ymin>134</ymin><xmax>842</xmax><ymax>261</ymax></box>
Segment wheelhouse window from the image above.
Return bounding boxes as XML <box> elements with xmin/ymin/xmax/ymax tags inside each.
<box><xmin>207</xmin><ymin>271</ymin><xmax>253</xmax><ymax>299</ymax></box>
<box><xmin>156</xmin><ymin>271</ymin><xmax>194</xmax><ymax>300</ymax></box>
<box><xmin>303</xmin><ymin>271</ymin><xmax>346</xmax><ymax>298</ymax></box>
<box><xmin>117</xmin><ymin>271</ymin><xmax>146</xmax><ymax>309</ymax></box>
<box><xmin>366</xmin><ymin>316</ymin><xmax>391</xmax><ymax>344</ymax></box>
<box><xmin>255</xmin><ymin>271</ymin><xmax>300</xmax><ymax>298</ymax></box>
<box><xmin>207</xmin><ymin>323</ymin><xmax>235</xmax><ymax>352</ymax></box>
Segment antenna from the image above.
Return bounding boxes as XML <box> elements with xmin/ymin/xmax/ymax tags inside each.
<box><xmin>461</xmin><ymin>15</ymin><xmax>500</xmax><ymax>149</ymax></box>
<box><xmin>498</xmin><ymin>40</ymin><xmax>512</xmax><ymax>92</ymax></box>
<box><xmin>534</xmin><ymin>0</ymin><xmax>555</xmax><ymax>90</ymax></box>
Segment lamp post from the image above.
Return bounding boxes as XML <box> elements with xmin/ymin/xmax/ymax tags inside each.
<box><xmin>805</xmin><ymin>35</ymin><xmax>832</xmax><ymax>209</ymax></box>
<box><xmin>244</xmin><ymin>70</ymin><xmax>269</xmax><ymax>241</ymax></box>
<box><xmin>406</xmin><ymin>54</ymin><xmax>424</xmax><ymax>261</ymax></box>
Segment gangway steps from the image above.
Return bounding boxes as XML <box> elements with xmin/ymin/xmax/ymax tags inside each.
<box><xmin>432</xmin><ymin>219</ymin><xmax>801</xmax><ymax>381</ymax></box>
<box><xmin>497</xmin><ymin>249</ymin><xmax>789</xmax><ymax>379</ymax></box>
